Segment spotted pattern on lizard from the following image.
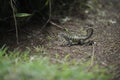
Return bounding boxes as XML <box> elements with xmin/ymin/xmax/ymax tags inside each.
<box><xmin>58</xmin><ymin>28</ymin><xmax>94</xmax><ymax>46</ymax></box>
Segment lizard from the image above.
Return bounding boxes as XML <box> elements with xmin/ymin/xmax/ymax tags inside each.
<box><xmin>58</xmin><ymin>28</ymin><xmax>94</xmax><ymax>46</ymax></box>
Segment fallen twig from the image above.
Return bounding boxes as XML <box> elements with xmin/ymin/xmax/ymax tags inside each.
<box><xmin>50</xmin><ymin>21</ymin><xmax>66</xmax><ymax>30</ymax></box>
<box><xmin>87</xmin><ymin>42</ymin><xmax>96</xmax><ymax>71</ymax></box>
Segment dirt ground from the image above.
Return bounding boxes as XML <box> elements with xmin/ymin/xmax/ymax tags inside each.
<box><xmin>0</xmin><ymin>0</ymin><xmax>120</xmax><ymax>80</ymax></box>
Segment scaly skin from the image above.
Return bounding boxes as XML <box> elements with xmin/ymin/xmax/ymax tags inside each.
<box><xmin>58</xmin><ymin>28</ymin><xmax>94</xmax><ymax>46</ymax></box>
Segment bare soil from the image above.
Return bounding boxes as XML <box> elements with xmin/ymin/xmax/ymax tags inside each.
<box><xmin>0</xmin><ymin>0</ymin><xmax>120</xmax><ymax>80</ymax></box>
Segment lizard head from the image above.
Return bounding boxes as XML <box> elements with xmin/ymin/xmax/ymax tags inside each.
<box><xmin>58</xmin><ymin>32</ymin><xmax>67</xmax><ymax>37</ymax></box>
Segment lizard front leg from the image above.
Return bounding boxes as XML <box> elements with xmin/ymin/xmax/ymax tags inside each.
<box><xmin>66</xmin><ymin>39</ymin><xmax>73</xmax><ymax>46</ymax></box>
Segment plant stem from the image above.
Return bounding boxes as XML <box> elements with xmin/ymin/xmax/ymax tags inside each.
<box><xmin>10</xmin><ymin>0</ymin><xmax>19</xmax><ymax>44</ymax></box>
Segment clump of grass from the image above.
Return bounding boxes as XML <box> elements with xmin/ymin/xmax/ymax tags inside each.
<box><xmin>0</xmin><ymin>47</ymin><xmax>111</xmax><ymax>80</ymax></box>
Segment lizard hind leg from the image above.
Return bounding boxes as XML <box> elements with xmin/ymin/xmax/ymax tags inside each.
<box><xmin>78</xmin><ymin>39</ymin><xmax>85</xmax><ymax>45</ymax></box>
<box><xmin>84</xmin><ymin>40</ymin><xmax>94</xmax><ymax>46</ymax></box>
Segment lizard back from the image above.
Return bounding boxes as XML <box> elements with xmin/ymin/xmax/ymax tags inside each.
<box><xmin>58</xmin><ymin>28</ymin><xmax>94</xmax><ymax>46</ymax></box>
<box><xmin>59</xmin><ymin>28</ymin><xmax>93</xmax><ymax>41</ymax></box>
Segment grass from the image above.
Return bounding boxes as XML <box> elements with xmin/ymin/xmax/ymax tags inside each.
<box><xmin>0</xmin><ymin>46</ymin><xmax>111</xmax><ymax>80</ymax></box>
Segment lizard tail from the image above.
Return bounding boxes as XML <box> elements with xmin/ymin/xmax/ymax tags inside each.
<box><xmin>84</xmin><ymin>28</ymin><xmax>94</xmax><ymax>40</ymax></box>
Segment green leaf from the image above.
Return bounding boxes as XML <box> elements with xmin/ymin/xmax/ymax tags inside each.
<box><xmin>15</xmin><ymin>13</ymin><xmax>32</xmax><ymax>17</ymax></box>
<box><xmin>45</xmin><ymin>0</ymin><xmax>49</xmax><ymax>6</ymax></box>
